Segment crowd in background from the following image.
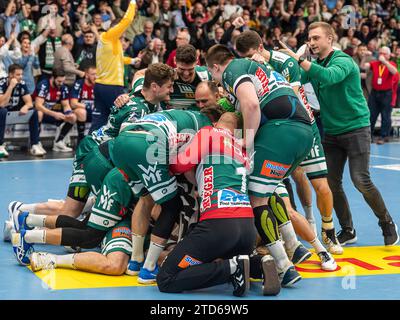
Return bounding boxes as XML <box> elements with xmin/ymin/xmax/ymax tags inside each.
<box><xmin>0</xmin><ymin>0</ymin><xmax>399</xmax><ymax>156</ymax></box>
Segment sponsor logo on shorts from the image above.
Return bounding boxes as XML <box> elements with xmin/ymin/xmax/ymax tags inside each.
<box><xmin>260</xmin><ymin>160</ymin><xmax>290</xmax><ymax>179</ymax></box>
<box><xmin>201</xmin><ymin>166</ymin><xmax>214</xmax><ymax>211</ymax></box>
<box><xmin>178</xmin><ymin>255</ymin><xmax>202</xmax><ymax>269</ymax></box>
<box><xmin>217</xmin><ymin>189</ymin><xmax>250</xmax><ymax>208</ymax></box>
<box><xmin>112</xmin><ymin>226</ymin><xmax>131</xmax><ymax>240</ymax></box>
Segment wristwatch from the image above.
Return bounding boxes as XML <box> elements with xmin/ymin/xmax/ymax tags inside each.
<box><xmin>298</xmin><ymin>56</ymin><xmax>306</xmax><ymax>66</ymax></box>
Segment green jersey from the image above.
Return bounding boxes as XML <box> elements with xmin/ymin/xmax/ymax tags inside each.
<box><xmin>222</xmin><ymin>58</ymin><xmax>297</xmax><ymax>111</ymax></box>
<box><xmin>121</xmin><ymin>109</ymin><xmax>212</xmax><ymax>151</ymax></box>
<box><xmin>92</xmin><ymin>92</ymin><xmax>159</xmax><ymax>145</ymax></box>
<box><xmin>268</xmin><ymin>50</ymin><xmax>301</xmax><ymax>87</ymax></box>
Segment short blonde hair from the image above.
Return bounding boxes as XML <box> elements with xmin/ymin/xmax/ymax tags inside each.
<box><xmin>308</xmin><ymin>22</ymin><xmax>335</xmax><ymax>38</ymax></box>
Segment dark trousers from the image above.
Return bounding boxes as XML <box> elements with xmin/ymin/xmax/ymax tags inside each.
<box><xmin>368</xmin><ymin>89</ymin><xmax>393</xmax><ymax>138</ymax></box>
<box><xmin>90</xmin><ymin>83</ymin><xmax>125</xmax><ymax>133</ymax></box>
<box><xmin>157</xmin><ymin>218</ymin><xmax>256</xmax><ymax>293</ymax></box>
<box><xmin>0</xmin><ymin>108</ymin><xmax>40</xmax><ymax>145</ymax></box>
<box><xmin>322</xmin><ymin>126</ymin><xmax>392</xmax><ymax>232</ymax></box>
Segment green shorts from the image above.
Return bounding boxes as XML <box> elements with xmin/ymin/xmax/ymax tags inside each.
<box><xmin>112</xmin><ymin>131</ymin><xmax>177</xmax><ymax>204</ymax></box>
<box><xmin>82</xmin><ymin>145</ymin><xmax>114</xmax><ymax>195</ymax></box>
<box><xmin>87</xmin><ymin>167</ymin><xmax>139</xmax><ymax>231</ymax></box>
<box><xmin>101</xmin><ymin>218</ymin><xmax>132</xmax><ymax>256</ymax></box>
<box><xmin>248</xmin><ymin>120</ymin><xmax>313</xmax><ymax>198</ymax></box>
<box><xmin>299</xmin><ymin>123</ymin><xmax>328</xmax><ymax>179</ymax></box>
<box><xmin>69</xmin><ymin>136</ymin><xmax>98</xmax><ymax>189</ymax></box>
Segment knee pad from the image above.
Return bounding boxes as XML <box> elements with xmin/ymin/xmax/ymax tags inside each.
<box><xmin>269</xmin><ymin>193</ymin><xmax>290</xmax><ymax>226</ymax></box>
<box><xmin>67</xmin><ymin>186</ymin><xmax>90</xmax><ymax>203</ymax></box>
<box><xmin>253</xmin><ymin>205</ymin><xmax>279</xmax><ymax>245</ymax></box>
<box><xmin>152</xmin><ymin>195</ymin><xmax>183</xmax><ymax>240</ymax></box>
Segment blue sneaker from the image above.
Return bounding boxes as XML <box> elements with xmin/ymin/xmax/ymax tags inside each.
<box><xmin>126</xmin><ymin>260</ymin><xmax>144</xmax><ymax>276</ymax></box>
<box><xmin>9</xmin><ymin>201</ymin><xmax>32</xmax><ymax>233</ymax></box>
<box><xmin>138</xmin><ymin>265</ymin><xmax>159</xmax><ymax>284</ymax></box>
<box><xmin>291</xmin><ymin>244</ymin><xmax>312</xmax><ymax>265</ymax></box>
<box><xmin>11</xmin><ymin>229</ymin><xmax>34</xmax><ymax>266</ymax></box>
<box><xmin>279</xmin><ymin>265</ymin><xmax>301</xmax><ymax>287</ymax></box>
<box><xmin>8</xmin><ymin>201</ymin><xmax>22</xmax><ymax>230</ymax></box>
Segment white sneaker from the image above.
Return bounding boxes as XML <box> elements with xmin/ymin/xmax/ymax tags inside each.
<box><xmin>37</xmin><ymin>142</ymin><xmax>47</xmax><ymax>154</ymax></box>
<box><xmin>317</xmin><ymin>251</ymin><xmax>337</xmax><ymax>271</ymax></box>
<box><xmin>3</xmin><ymin>219</ymin><xmax>13</xmax><ymax>242</ymax></box>
<box><xmin>30</xmin><ymin>143</ymin><xmax>46</xmax><ymax>156</ymax></box>
<box><xmin>322</xmin><ymin>228</ymin><xmax>344</xmax><ymax>255</ymax></box>
<box><xmin>30</xmin><ymin>252</ymin><xmax>57</xmax><ymax>272</ymax></box>
<box><xmin>53</xmin><ymin>140</ymin><xmax>73</xmax><ymax>152</ymax></box>
<box><xmin>0</xmin><ymin>144</ymin><xmax>9</xmax><ymax>157</ymax></box>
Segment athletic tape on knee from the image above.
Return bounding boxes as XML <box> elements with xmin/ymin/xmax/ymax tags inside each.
<box><xmin>269</xmin><ymin>193</ymin><xmax>290</xmax><ymax>226</ymax></box>
<box><xmin>253</xmin><ymin>205</ymin><xmax>279</xmax><ymax>245</ymax></box>
<box><xmin>67</xmin><ymin>186</ymin><xmax>90</xmax><ymax>203</ymax></box>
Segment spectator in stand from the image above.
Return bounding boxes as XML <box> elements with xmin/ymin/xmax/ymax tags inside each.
<box><xmin>356</xmin><ymin>24</ymin><xmax>377</xmax><ymax>46</ymax></box>
<box><xmin>98</xmin><ymin>0</ymin><xmax>116</xmax><ymax>30</ymax></box>
<box><xmin>1</xmin><ymin>0</ymin><xmax>20</xmax><ymax>40</ymax></box>
<box><xmin>73</xmin><ymin>30</ymin><xmax>97</xmax><ymax>71</ymax></box>
<box><xmin>34</xmin><ymin>68</ymin><xmax>77</xmax><ymax>153</ymax></box>
<box><xmin>19</xmin><ymin>0</ymin><xmax>38</xmax><ymax>40</ymax></box>
<box><xmin>0</xmin><ymin>32</ymin><xmax>21</xmax><ymax>79</ymax></box>
<box><xmin>132</xmin><ymin>20</ymin><xmax>155</xmax><ymax>57</ymax></box>
<box><xmin>166</xmin><ymin>28</ymin><xmax>190</xmax><ymax>68</ymax></box>
<box><xmin>158</xmin><ymin>0</ymin><xmax>173</xmax><ymax>43</ymax></box>
<box><xmin>0</xmin><ymin>64</ymin><xmax>45</xmax><ymax>157</ymax></box>
<box><xmin>353</xmin><ymin>43</ymin><xmax>373</xmax><ymax>99</ymax></box>
<box><xmin>53</xmin><ymin>34</ymin><xmax>85</xmax><ymax>89</ymax></box>
<box><xmin>222</xmin><ymin>0</ymin><xmax>243</xmax><ymax>21</ymax></box>
<box><xmin>37</xmin><ymin>3</ymin><xmax>65</xmax><ymax>38</ymax></box>
<box><xmin>37</xmin><ymin>27</ymin><xmax>62</xmax><ymax>79</ymax></box>
<box><xmin>363</xmin><ymin>46</ymin><xmax>399</xmax><ymax>145</ymax></box>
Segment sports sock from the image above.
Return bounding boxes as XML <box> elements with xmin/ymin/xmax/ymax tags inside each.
<box><xmin>56</xmin><ymin>122</ymin><xmax>73</xmax><ymax>143</ymax></box>
<box><xmin>303</xmin><ymin>205</ymin><xmax>314</xmax><ymax>222</ymax></box>
<box><xmin>131</xmin><ymin>233</ymin><xmax>145</xmax><ymax>263</ymax></box>
<box><xmin>19</xmin><ymin>203</ymin><xmax>37</xmax><ymax>214</ymax></box>
<box><xmin>279</xmin><ymin>221</ymin><xmax>300</xmax><ymax>258</ymax></box>
<box><xmin>229</xmin><ymin>257</ymin><xmax>238</xmax><ymax>275</ymax></box>
<box><xmin>266</xmin><ymin>239</ymin><xmax>292</xmax><ymax>273</ymax></box>
<box><xmin>143</xmin><ymin>241</ymin><xmax>164</xmax><ymax>271</ymax></box>
<box><xmin>55</xmin><ymin>254</ymin><xmax>76</xmax><ymax>269</ymax></box>
<box><xmin>322</xmin><ymin>216</ymin><xmax>334</xmax><ymax>230</ymax></box>
<box><xmin>24</xmin><ymin>229</ymin><xmax>46</xmax><ymax>244</ymax></box>
<box><xmin>26</xmin><ymin>214</ymin><xmax>46</xmax><ymax>228</ymax></box>
<box><xmin>76</xmin><ymin>121</ymin><xmax>86</xmax><ymax>144</ymax></box>
<box><xmin>310</xmin><ymin>237</ymin><xmax>326</xmax><ymax>254</ymax></box>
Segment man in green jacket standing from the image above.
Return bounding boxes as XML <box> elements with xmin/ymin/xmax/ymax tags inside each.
<box><xmin>281</xmin><ymin>22</ymin><xmax>398</xmax><ymax>246</ymax></box>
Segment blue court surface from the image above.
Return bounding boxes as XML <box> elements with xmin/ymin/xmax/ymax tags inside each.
<box><xmin>1</xmin><ymin>143</ymin><xmax>400</xmax><ymax>301</ymax></box>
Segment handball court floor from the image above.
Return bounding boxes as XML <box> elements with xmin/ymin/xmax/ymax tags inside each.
<box><xmin>1</xmin><ymin>142</ymin><xmax>400</xmax><ymax>301</ymax></box>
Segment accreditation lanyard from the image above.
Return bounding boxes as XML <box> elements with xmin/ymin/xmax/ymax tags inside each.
<box><xmin>377</xmin><ymin>64</ymin><xmax>386</xmax><ymax>85</ymax></box>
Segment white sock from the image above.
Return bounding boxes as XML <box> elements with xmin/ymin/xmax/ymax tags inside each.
<box><xmin>229</xmin><ymin>257</ymin><xmax>238</xmax><ymax>274</ymax></box>
<box><xmin>143</xmin><ymin>242</ymin><xmax>164</xmax><ymax>271</ymax></box>
<box><xmin>279</xmin><ymin>221</ymin><xmax>300</xmax><ymax>257</ymax></box>
<box><xmin>26</xmin><ymin>214</ymin><xmax>46</xmax><ymax>228</ymax></box>
<box><xmin>266</xmin><ymin>239</ymin><xmax>292</xmax><ymax>272</ymax></box>
<box><xmin>310</xmin><ymin>237</ymin><xmax>326</xmax><ymax>254</ymax></box>
<box><xmin>131</xmin><ymin>233</ymin><xmax>145</xmax><ymax>263</ymax></box>
<box><xmin>24</xmin><ymin>229</ymin><xmax>46</xmax><ymax>244</ymax></box>
<box><xmin>322</xmin><ymin>216</ymin><xmax>334</xmax><ymax>230</ymax></box>
<box><xmin>55</xmin><ymin>254</ymin><xmax>76</xmax><ymax>269</ymax></box>
<box><xmin>303</xmin><ymin>205</ymin><xmax>314</xmax><ymax>222</ymax></box>
<box><xmin>20</xmin><ymin>203</ymin><xmax>37</xmax><ymax>214</ymax></box>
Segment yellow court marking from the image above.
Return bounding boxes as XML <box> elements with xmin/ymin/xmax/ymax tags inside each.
<box><xmin>296</xmin><ymin>245</ymin><xmax>400</xmax><ymax>279</ymax></box>
<box><xmin>32</xmin><ymin>246</ymin><xmax>400</xmax><ymax>290</ymax></box>
<box><xmin>31</xmin><ymin>267</ymin><xmax>156</xmax><ymax>290</ymax></box>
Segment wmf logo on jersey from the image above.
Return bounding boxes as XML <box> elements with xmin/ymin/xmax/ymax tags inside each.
<box><xmin>99</xmin><ymin>185</ymin><xmax>117</xmax><ymax>211</ymax></box>
<box><xmin>139</xmin><ymin>163</ymin><xmax>162</xmax><ymax>186</ymax></box>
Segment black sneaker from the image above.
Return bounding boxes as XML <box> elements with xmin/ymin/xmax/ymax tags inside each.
<box><xmin>231</xmin><ymin>255</ymin><xmax>250</xmax><ymax>297</ymax></box>
<box><xmin>379</xmin><ymin>221</ymin><xmax>399</xmax><ymax>246</ymax></box>
<box><xmin>337</xmin><ymin>229</ymin><xmax>357</xmax><ymax>245</ymax></box>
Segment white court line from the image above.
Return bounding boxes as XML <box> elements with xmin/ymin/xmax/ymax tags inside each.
<box><xmin>0</xmin><ymin>158</ymin><xmax>73</xmax><ymax>164</ymax></box>
<box><xmin>370</xmin><ymin>155</ymin><xmax>400</xmax><ymax>161</ymax></box>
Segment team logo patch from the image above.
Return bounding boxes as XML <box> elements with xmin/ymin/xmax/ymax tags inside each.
<box><xmin>260</xmin><ymin>160</ymin><xmax>290</xmax><ymax>179</ymax></box>
<box><xmin>112</xmin><ymin>226</ymin><xmax>131</xmax><ymax>240</ymax></box>
<box><xmin>217</xmin><ymin>189</ymin><xmax>250</xmax><ymax>208</ymax></box>
<box><xmin>178</xmin><ymin>255</ymin><xmax>202</xmax><ymax>269</ymax></box>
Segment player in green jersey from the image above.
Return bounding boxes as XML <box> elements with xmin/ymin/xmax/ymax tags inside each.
<box><xmin>206</xmin><ymin>44</ymin><xmax>314</xmax><ymax>286</ymax></box>
<box><xmin>235</xmin><ymin>31</ymin><xmax>343</xmax><ymax>257</ymax></box>
<box><xmin>112</xmin><ymin>107</ymin><xmax>224</xmax><ymax>283</ymax></box>
<box><xmin>8</xmin><ymin>64</ymin><xmax>175</xmax><ymax>238</ymax></box>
